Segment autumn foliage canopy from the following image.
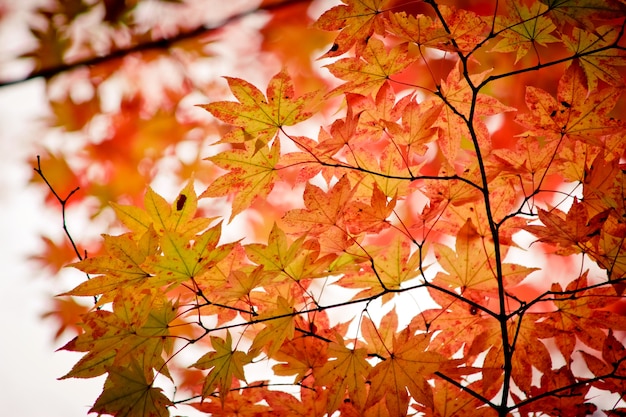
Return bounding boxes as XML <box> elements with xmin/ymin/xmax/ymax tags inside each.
<box><xmin>11</xmin><ymin>0</ymin><xmax>626</xmax><ymax>415</ymax></box>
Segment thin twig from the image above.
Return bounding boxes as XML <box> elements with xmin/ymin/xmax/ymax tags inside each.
<box><xmin>33</xmin><ymin>155</ymin><xmax>97</xmax><ymax>305</ymax></box>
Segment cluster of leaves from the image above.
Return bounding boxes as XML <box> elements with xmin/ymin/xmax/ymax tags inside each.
<box><xmin>21</xmin><ymin>0</ymin><xmax>626</xmax><ymax>415</ymax></box>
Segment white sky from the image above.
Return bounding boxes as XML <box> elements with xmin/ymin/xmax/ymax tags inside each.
<box><xmin>0</xmin><ymin>78</ymin><xmax>107</xmax><ymax>416</ymax></box>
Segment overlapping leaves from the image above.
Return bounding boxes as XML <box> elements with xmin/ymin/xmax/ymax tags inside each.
<box><xmin>50</xmin><ymin>1</ymin><xmax>626</xmax><ymax>416</ymax></box>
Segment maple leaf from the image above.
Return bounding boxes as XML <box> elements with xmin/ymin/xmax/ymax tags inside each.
<box><xmin>191</xmin><ymin>331</ymin><xmax>251</xmax><ymax>404</ymax></box>
<box><xmin>344</xmin><ymin>182</ymin><xmax>396</xmax><ymax>234</ymax></box>
<box><xmin>385</xmin><ymin>12</ymin><xmax>450</xmax><ymax>50</ymax></box>
<box><xmin>313</xmin><ymin>334</ymin><xmax>371</xmax><ymax>413</ymax></box>
<box><xmin>190</xmin><ymin>383</ymin><xmax>270</xmax><ymax>416</ymax></box>
<box><xmin>526</xmin><ymin>200</ymin><xmax>609</xmax><ymax>255</ymax></box>
<box><xmin>533</xmin><ymin>272</ymin><xmax>626</xmax><ymax>359</ymax></box>
<box><xmin>592</xmin><ymin>217</ymin><xmax>626</xmax><ymax>288</ymax></box>
<box><xmin>245</xmin><ymin>223</ymin><xmax>335</xmax><ymax>282</ymax></box>
<box><xmin>434</xmin><ymin>62</ymin><xmax>514</xmax><ymax>164</ymax></box>
<box><xmin>344</xmin><ymin>140</ymin><xmax>414</xmax><ymax>198</ymax></box>
<box><xmin>282</xmin><ymin>174</ymin><xmax>356</xmax><ymax>252</ymax></box>
<box><xmin>65</xmin><ymin>228</ymin><xmax>157</xmax><ymax>302</ymax></box>
<box><xmin>261</xmin><ymin>386</ymin><xmax>328</xmax><ymax>417</ymax></box>
<box><xmin>437</xmin><ymin>62</ymin><xmax>515</xmax><ymax>120</ymax></box>
<box><xmin>41</xmin><ymin>297</ymin><xmax>90</xmax><ymax>340</ymax></box>
<box><xmin>272</xmin><ymin>334</ymin><xmax>329</xmax><ymax>382</ymax></box>
<box><xmin>583</xmin><ymin>152</ymin><xmax>624</xmax><ymax>217</ymax></box>
<box><xmin>562</xmin><ymin>25</ymin><xmax>626</xmax><ymax>90</ymax></box>
<box><xmin>360</xmin><ymin>308</ymin><xmax>397</xmax><ymax>357</ymax></box>
<box><xmin>541</xmin><ymin>0</ymin><xmax>626</xmax><ymax>31</ymax></box>
<box><xmin>441</xmin><ymin>172</ymin><xmax>522</xmax><ymax>236</ymax></box>
<box><xmin>583</xmin><ymin>330</ymin><xmax>626</xmax><ymax>395</ymax></box>
<box><xmin>336</xmin><ymin>235</ymin><xmax>422</xmax><ymax>303</ymax></box>
<box><xmin>215</xmin><ymin>265</ymin><xmax>275</xmax><ymax>315</ymax></box>
<box><xmin>146</xmin><ymin>222</ymin><xmax>235</xmax><ymax>290</ymax></box>
<box><xmin>201</xmin><ymin>139</ymin><xmax>280</xmax><ymax>221</ymax></box>
<box><xmin>90</xmin><ymin>361</ymin><xmax>172</xmax><ymax>417</ymax></box>
<box><xmin>491</xmin><ymin>1</ymin><xmax>560</xmax><ymax>64</ymax></box>
<box><xmin>473</xmin><ymin>314</ymin><xmax>554</xmax><ymax>395</ymax></box>
<box><xmin>49</xmin><ymin>93</ymin><xmax>100</xmax><ymax>132</ymax></box>
<box><xmin>365</xmin><ymin>327</ymin><xmax>446</xmax><ymax>414</ymax></box>
<box><xmin>432</xmin><ymin>219</ymin><xmax>534</xmax><ymax>300</ymax></box>
<box><xmin>60</xmin><ymin>293</ymin><xmax>175</xmax><ymax>379</ymax></box>
<box><xmin>314</xmin><ymin>0</ymin><xmax>391</xmax><ymax>58</ymax></box>
<box><xmin>515</xmin><ymin>63</ymin><xmax>625</xmax><ymax>146</ymax></box>
<box><xmin>492</xmin><ymin>133</ymin><xmax>564</xmax><ymax>200</ymax></box>
<box><xmin>413</xmin><ymin>379</ymin><xmax>499</xmax><ymax>417</ymax></box>
<box><xmin>516</xmin><ymin>366</ymin><xmax>597</xmax><ymax>416</ymax></box>
<box><xmin>30</xmin><ymin>234</ymin><xmax>81</xmax><ymax>274</ymax></box>
<box><xmin>384</xmin><ymin>98</ymin><xmax>440</xmax><ymax>153</ymax></box>
<box><xmin>112</xmin><ymin>180</ymin><xmax>211</xmax><ymax>236</ymax></box>
<box><xmin>435</xmin><ymin>5</ymin><xmax>489</xmax><ymax>53</ymax></box>
<box><xmin>198</xmin><ymin>70</ymin><xmax>315</xmax><ymax>146</ymax></box>
<box><xmin>325</xmin><ymin>38</ymin><xmax>416</xmax><ymax>96</ymax></box>
<box><xmin>250</xmin><ymin>296</ymin><xmax>296</xmax><ymax>357</ymax></box>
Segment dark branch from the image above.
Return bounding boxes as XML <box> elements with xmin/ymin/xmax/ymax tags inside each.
<box><xmin>0</xmin><ymin>0</ymin><xmax>312</xmax><ymax>88</ymax></box>
<box><xmin>33</xmin><ymin>155</ymin><xmax>98</xmax><ymax>306</ymax></box>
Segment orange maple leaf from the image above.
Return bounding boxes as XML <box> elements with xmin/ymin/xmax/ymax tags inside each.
<box><xmin>201</xmin><ymin>139</ymin><xmax>280</xmax><ymax>221</ymax></box>
<box><xmin>365</xmin><ymin>328</ymin><xmax>445</xmax><ymax>414</ymax></box>
<box><xmin>525</xmin><ymin>199</ymin><xmax>609</xmax><ymax>255</ymax></box>
<box><xmin>282</xmin><ymin>174</ymin><xmax>356</xmax><ymax>252</ymax></box>
<box><xmin>532</xmin><ymin>272</ymin><xmax>626</xmax><ymax>359</ymax></box>
<box><xmin>65</xmin><ymin>228</ymin><xmax>158</xmax><ymax>302</ymax></box>
<box><xmin>515</xmin><ymin>63</ymin><xmax>625</xmax><ymax>146</ymax></box>
<box><xmin>314</xmin><ymin>0</ymin><xmax>391</xmax><ymax>58</ymax></box>
<box><xmin>432</xmin><ymin>219</ymin><xmax>534</xmax><ymax>300</ymax></box>
<box><xmin>313</xmin><ymin>334</ymin><xmax>371</xmax><ymax>413</ymax></box>
<box><xmin>344</xmin><ymin>182</ymin><xmax>396</xmax><ymax>234</ymax></box>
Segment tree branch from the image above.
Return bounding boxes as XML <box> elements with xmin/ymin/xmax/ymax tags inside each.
<box><xmin>0</xmin><ymin>0</ymin><xmax>312</xmax><ymax>88</ymax></box>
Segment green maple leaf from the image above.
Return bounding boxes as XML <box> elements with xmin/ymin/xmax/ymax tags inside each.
<box><xmin>146</xmin><ymin>221</ymin><xmax>234</xmax><ymax>289</ymax></box>
<box><xmin>201</xmin><ymin>139</ymin><xmax>280</xmax><ymax>221</ymax></box>
<box><xmin>112</xmin><ymin>179</ymin><xmax>212</xmax><ymax>236</ymax></box>
<box><xmin>191</xmin><ymin>331</ymin><xmax>251</xmax><ymax>404</ymax></box>
<box><xmin>91</xmin><ymin>361</ymin><xmax>172</xmax><ymax>417</ymax></box>
<box><xmin>60</xmin><ymin>295</ymin><xmax>175</xmax><ymax>379</ymax></box>
<box><xmin>65</xmin><ymin>227</ymin><xmax>158</xmax><ymax>302</ymax></box>
<box><xmin>562</xmin><ymin>25</ymin><xmax>626</xmax><ymax>90</ymax></box>
<box><xmin>492</xmin><ymin>1</ymin><xmax>560</xmax><ymax>64</ymax></box>
<box><xmin>199</xmin><ymin>70</ymin><xmax>315</xmax><ymax>146</ymax></box>
<box><xmin>244</xmin><ymin>223</ymin><xmax>336</xmax><ymax>282</ymax></box>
